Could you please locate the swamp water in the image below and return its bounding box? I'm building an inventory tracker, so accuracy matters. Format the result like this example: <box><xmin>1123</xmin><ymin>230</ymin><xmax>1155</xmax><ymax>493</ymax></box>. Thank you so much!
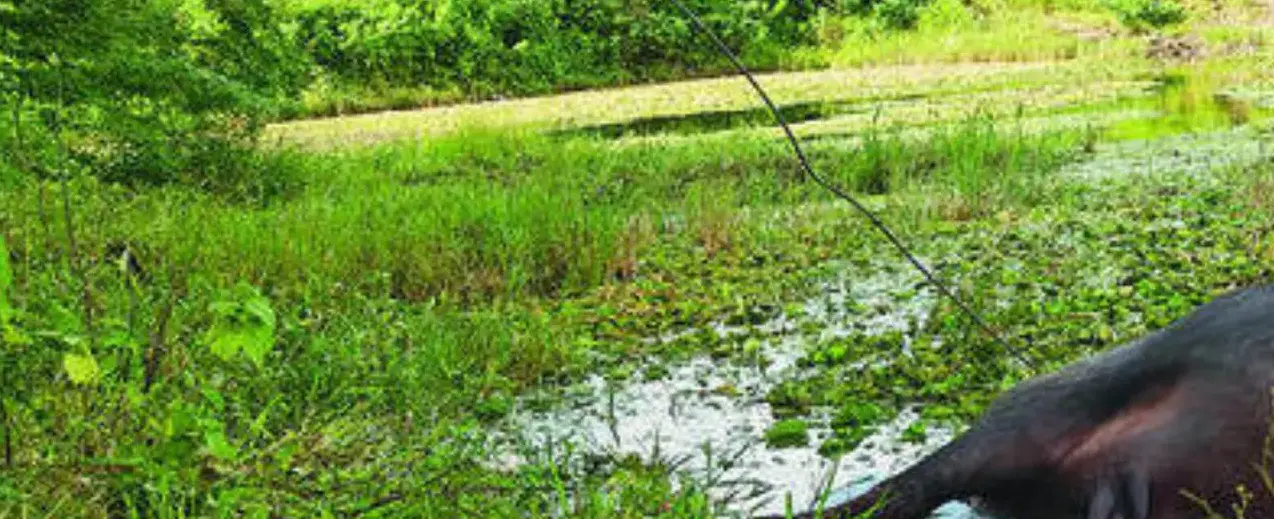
<box><xmin>492</xmin><ymin>263</ymin><xmax>987</xmax><ymax>518</ymax></box>
<box><xmin>489</xmin><ymin>72</ymin><xmax>1274</xmax><ymax>517</ymax></box>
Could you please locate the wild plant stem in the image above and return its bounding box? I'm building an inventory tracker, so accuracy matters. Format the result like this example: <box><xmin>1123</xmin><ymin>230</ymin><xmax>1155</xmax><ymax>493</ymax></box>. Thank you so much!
<box><xmin>1</xmin><ymin>397</ymin><xmax>10</xmax><ymax>468</ymax></box>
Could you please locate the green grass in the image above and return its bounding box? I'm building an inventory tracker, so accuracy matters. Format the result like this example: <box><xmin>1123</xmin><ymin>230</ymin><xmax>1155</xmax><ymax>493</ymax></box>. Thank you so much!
<box><xmin>6</xmin><ymin>1</ymin><xmax>1274</xmax><ymax>515</ymax></box>
<box><xmin>0</xmin><ymin>104</ymin><xmax>1102</xmax><ymax>516</ymax></box>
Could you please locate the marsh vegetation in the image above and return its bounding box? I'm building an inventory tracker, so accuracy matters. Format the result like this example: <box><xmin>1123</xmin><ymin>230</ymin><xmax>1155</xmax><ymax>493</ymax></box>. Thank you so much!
<box><xmin>3</xmin><ymin>0</ymin><xmax>1274</xmax><ymax>517</ymax></box>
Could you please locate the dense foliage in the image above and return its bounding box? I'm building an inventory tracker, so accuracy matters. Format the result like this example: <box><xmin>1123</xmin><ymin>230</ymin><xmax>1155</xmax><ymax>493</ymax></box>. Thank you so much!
<box><xmin>2</xmin><ymin>0</ymin><xmax>1189</xmax><ymax>191</ymax></box>
<box><xmin>1104</xmin><ymin>0</ymin><xmax>1187</xmax><ymax>32</ymax></box>
<box><xmin>284</xmin><ymin>0</ymin><xmax>828</xmax><ymax>99</ymax></box>
<box><xmin>0</xmin><ymin>0</ymin><xmax>309</xmax><ymax>195</ymax></box>
<box><xmin>0</xmin><ymin>0</ymin><xmax>853</xmax><ymax>191</ymax></box>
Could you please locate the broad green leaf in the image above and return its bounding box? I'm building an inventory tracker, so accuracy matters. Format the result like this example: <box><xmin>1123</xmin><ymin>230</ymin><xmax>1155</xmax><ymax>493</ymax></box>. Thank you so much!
<box><xmin>209</xmin><ymin>300</ymin><xmax>238</xmax><ymax>317</ymax></box>
<box><xmin>239</xmin><ymin>327</ymin><xmax>273</xmax><ymax>367</ymax></box>
<box><xmin>206</xmin><ymin>285</ymin><xmax>276</xmax><ymax>368</ymax></box>
<box><xmin>207</xmin><ymin>315</ymin><xmax>275</xmax><ymax>367</ymax></box>
<box><xmin>208</xmin><ymin>321</ymin><xmax>244</xmax><ymax>361</ymax></box>
<box><xmin>276</xmin><ymin>440</ymin><xmax>298</xmax><ymax>470</ymax></box>
<box><xmin>240</xmin><ymin>293</ymin><xmax>276</xmax><ymax>367</ymax></box>
<box><xmin>203</xmin><ymin>429</ymin><xmax>239</xmax><ymax>462</ymax></box>
<box><xmin>166</xmin><ymin>402</ymin><xmax>198</xmax><ymax>438</ymax></box>
<box><xmin>63</xmin><ymin>352</ymin><xmax>102</xmax><ymax>386</ymax></box>
<box><xmin>243</xmin><ymin>294</ymin><xmax>276</xmax><ymax>328</ymax></box>
<box><xmin>103</xmin><ymin>324</ymin><xmax>141</xmax><ymax>354</ymax></box>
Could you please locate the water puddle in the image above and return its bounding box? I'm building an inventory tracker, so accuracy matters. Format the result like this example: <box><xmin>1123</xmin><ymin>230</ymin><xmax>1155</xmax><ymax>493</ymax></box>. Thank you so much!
<box><xmin>548</xmin><ymin>96</ymin><xmax>923</xmax><ymax>141</ymax></box>
<box><xmin>1101</xmin><ymin>69</ymin><xmax>1274</xmax><ymax>141</ymax></box>
<box><xmin>493</xmin><ymin>262</ymin><xmax>990</xmax><ymax>517</ymax></box>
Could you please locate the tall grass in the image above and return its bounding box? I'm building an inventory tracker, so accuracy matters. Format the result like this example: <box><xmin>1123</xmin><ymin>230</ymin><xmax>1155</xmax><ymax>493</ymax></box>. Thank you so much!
<box><xmin>0</xmin><ymin>111</ymin><xmax>1093</xmax><ymax>516</ymax></box>
<box><xmin>2</xmin><ymin>117</ymin><xmax>1085</xmax><ymax>306</ymax></box>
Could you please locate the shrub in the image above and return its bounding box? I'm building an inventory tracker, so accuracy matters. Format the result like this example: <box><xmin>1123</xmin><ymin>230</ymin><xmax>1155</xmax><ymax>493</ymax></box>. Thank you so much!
<box><xmin>1105</xmin><ymin>0</ymin><xmax>1188</xmax><ymax>33</ymax></box>
<box><xmin>874</xmin><ymin>0</ymin><xmax>927</xmax><ymax>30</ymax></box>
<box><xmin>280</xmin><ymin>0</ymin><xmax>836</xmax><ymax>102</ymax></box>
<box><xmin>1</xmin><ymin>0</ymin><xmax>309</xmax><ymax>196</ymax></box>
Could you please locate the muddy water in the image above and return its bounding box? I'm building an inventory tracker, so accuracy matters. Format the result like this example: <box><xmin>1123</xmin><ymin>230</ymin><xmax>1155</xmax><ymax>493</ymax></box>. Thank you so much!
<box><xmin>497</xmin><ymin>263</ymin><xmax>987</xmax><ymax>518</ymax></box>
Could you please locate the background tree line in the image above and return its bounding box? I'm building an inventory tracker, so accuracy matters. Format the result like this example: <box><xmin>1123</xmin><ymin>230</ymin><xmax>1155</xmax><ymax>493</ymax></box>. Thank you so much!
<box><xmin>0</xmin><ymin>0</ymin><xmax>1184</xmax><ymax>193</ymax></box>
<box><xmin>0</xmin><ymin>0</ymin><xmax>865</xmax><ymax>190</ymax></box>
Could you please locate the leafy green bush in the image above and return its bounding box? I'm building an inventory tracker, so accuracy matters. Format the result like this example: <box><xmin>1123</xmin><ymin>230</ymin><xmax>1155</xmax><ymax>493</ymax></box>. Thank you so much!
<box><xmin>2</xmin><ymin>0</ymin><xmax>860</xmax><ymax>167</ymax></box>
<box><xmin>874</xmin><ymin>0</ymin><xmax>926</xmax><ymax>30</ymax></box>
<box><xmin>1105</xmin><ymin>0</ymin><xmax>1188</xmax><ymax>32</ymax></box>
<box><xmin>831</xmin><ymin>0</ymin><xmax>933</xmax><ymax>29</ymax></box>
<box><xmin>281</xmin><ymin>0</ymin><xmax>829</xmax><ymax>102</ymax></box>
<box><xmin>1</xmin><ymin>0</ymin><xmax>309</xmax><ymax>196</ymax></box>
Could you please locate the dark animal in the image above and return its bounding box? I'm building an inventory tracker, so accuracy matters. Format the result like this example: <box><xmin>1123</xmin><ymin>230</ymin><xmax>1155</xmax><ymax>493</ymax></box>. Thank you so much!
<box><xmin>761</xmin><ymin>284</ymin><xmax>1274</xmax><ymax>519</ymax></box>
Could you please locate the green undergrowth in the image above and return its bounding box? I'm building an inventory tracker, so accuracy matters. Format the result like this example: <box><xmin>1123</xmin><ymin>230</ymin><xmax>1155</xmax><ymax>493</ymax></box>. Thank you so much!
<box><xmin>0</xmin><ymin>109</ymin><xmax>1095</xmax><ymax>516</ymax></box>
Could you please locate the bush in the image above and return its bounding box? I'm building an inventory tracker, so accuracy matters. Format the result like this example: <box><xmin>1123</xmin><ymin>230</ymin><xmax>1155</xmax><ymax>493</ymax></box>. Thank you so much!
<box><xmin>1105</xmin><ymin>0</ymin><xmax>1188</xmax><ymax>33</ymax></box>
<box><xmin>1</xmin><ymin>0</ymin><xmax>309</xmax><ymax>196</ymax></box>
<box><xmin>280</xmin><ymin>0</ymin><xmax>837</xmax><ymax>104</ymax></box>
<box><xmin>874</xmin><ymin>0</ymin><xmax>927</xmax><ymax>30</ymax></box>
